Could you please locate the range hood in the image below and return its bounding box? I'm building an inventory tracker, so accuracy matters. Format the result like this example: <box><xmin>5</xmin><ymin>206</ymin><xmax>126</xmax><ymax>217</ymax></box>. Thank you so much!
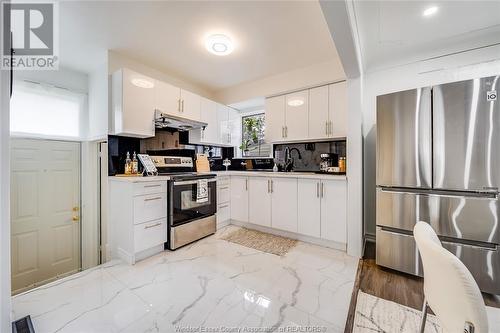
<box><xmin>154</xmin><ymin>110</ymin><xmax>207</xmax><ymax>131</ymax></box>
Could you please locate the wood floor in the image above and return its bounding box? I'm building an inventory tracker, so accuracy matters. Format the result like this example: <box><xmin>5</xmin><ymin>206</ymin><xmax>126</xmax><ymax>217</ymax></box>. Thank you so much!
<box><xmin>344</xmin><ymin>241</ymin><xmax>500</xmax><ymax>333</ymax></box>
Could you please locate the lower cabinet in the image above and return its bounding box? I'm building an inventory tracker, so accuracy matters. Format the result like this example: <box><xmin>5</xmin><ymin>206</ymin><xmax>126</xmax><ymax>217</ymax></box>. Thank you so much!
<box><xmin>298</xmin><ymin>179</ymin><xmax>347</xmax><ymax>243</ymax></box>
<box><xmin>216</xmin><ymin>176</ymin><xmax>231</xmax><ymax>228</ymax></box>
<box><xmin>109</xmin><ymin>180</ymin><xmax>168</xmax><ymax>264</ymax></box>
<box><xmin>230</xmin><ymin>176</ymin><xmax>249</xmax><ymax>222</ymax></box>
<box><xmin>248</xmin><ymin>177</ymin><xmax>272</xmax><ymax>227</ymax></box>
<box><xmin>297</xmin><ymin>179</ymin><xmax>321</xmax><ymax>238</ymax></box>
<box><xmin>271</xmin><ymin>178</ymin><xmax>298</xmax><ymax>232</ymax></box>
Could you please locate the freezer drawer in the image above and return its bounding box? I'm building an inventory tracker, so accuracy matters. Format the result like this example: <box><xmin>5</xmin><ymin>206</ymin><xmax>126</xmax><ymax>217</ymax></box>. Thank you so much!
<box><xmin>376</xmin><ymin>226</ymin><xmax>500</xmax><ymax>294</ymax></box>
<box><xmin>376</xmin><ymin>87</ymin><xmax>432</xmax><ymax>188</ymax></box>
<box><xmin>376</xmin><ymin>188</ymin><xmax>430</xmax><ymax>232</ymax></box>
<box><xmin>433</xmin><ymin>76</ymin><xmax>500</xmax><ymax>192</ymax></box>
<box><xmin>376</xmin><ymin>227</ymin><xmax>422</xmax><ymax>276</ymax></box>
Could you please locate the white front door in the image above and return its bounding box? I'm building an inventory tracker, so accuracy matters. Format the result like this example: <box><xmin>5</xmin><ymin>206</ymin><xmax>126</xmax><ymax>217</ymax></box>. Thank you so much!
<box><xmin>11</xmin><ymin>139</ymin><xmax>81</xmax><ymax>294</ymax></box>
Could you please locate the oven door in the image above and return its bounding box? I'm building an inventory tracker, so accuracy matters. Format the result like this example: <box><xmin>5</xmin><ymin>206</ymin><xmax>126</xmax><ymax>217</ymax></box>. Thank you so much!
<box><xmin>170</xmin><ymin>178</ymin><xmax>217</xmax><ymax>226</ymax></box>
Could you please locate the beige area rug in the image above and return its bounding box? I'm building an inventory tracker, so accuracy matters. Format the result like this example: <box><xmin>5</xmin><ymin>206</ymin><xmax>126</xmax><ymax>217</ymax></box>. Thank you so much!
<box><xmin>221</xmin><ymin>227</ymin><xmax>298</xmax><ymax>256</ymax></box>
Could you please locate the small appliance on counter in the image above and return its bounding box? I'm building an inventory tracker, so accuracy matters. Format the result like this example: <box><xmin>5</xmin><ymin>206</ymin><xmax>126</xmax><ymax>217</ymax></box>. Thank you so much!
<box><xmin>230</xmin><ymin>158</ymin><xmax>274</xmax><ymax>171</ymax></box>
<box><xmin>318</xmin><ymin>153</ymin><xmax>345</xmax><ymax>175</ymax></box>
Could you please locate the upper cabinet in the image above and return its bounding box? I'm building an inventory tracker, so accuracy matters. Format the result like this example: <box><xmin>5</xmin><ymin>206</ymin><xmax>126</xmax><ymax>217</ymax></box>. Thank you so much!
<box><xmin>264</xmin><ymin>81</ymin><xmax>347</xmax><ymax>143</ymax></box>
<box><xmin>111</xmin><ymin>68</ymin><xmax>156</xmax><ymax>138</ymax></box>
<box><xmin>155</xmin><ymin>80</ymin><xmax>180</xmax><ymax>116</ymax></box>
<box><xmin>180</xmin><ymin>89</ymin><xmax>201</xmax><ymax>121</ymax></box>
<box><xmin>189</xmin><ymin>97</ymin><xmax>218</xmax><ymax>144</ymax></box>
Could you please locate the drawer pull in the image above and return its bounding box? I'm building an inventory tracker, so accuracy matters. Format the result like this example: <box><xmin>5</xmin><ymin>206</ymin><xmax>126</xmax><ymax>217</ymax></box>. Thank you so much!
<box><xmin>144</xmin><ymin>222</ymin><xmax>162</xmax><ymax>229</ymax></box>
<box><xmin>219</xmin><ymin>204</ymin><xmax>229</xmax><ymax>208</ymax></box>
<box><xmin>144</xmin><ymin>184</ymin><xmax>161</xmax><ymax>188</ymax></box>
<box><xmin>144</xmin><ymin>196</ymin><xmax>162</xmax><ymax>201</ymax></box>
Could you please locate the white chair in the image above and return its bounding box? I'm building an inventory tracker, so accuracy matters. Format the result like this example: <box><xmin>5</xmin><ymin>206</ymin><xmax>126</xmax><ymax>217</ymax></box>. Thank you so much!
<box><xmin>413</xmin><ymin>221</ymin><xmax>488</xmax><ymax>333</ymax></box>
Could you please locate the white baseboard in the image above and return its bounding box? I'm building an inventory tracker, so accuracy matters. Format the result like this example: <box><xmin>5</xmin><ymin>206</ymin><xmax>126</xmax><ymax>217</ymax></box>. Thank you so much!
<box><xmin>229</xmin><ymin>220</ymin><xmax>347</xmax><ymax>252</ymax></box>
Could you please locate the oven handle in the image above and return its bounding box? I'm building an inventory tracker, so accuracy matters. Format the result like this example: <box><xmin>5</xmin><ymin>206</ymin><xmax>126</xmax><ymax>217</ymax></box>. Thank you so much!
<box><xmin>173</xmin><ymin>179</ymin><xmax>217</xmax><ymax>186</ymax></box>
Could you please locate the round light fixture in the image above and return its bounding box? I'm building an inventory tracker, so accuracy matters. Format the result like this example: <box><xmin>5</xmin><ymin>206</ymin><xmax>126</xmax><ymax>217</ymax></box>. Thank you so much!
<box><xmin>423</xmin><ymin>6</ymin><xmax>438</xmax><ymax>17</ymax></box>
<box><xmin>287</xmin><ymin>98</ymin><xmax>304</xmax><ymax>107</ymax></box>
<box><xmin>205</xmin><ymin>34</ymin><xmax>234</xmax><ymax>56</ymax></box>
<box><xmin>131</xmin><ymin>78</ymin><xmax>154</xmax><ymax>89</ymax></box>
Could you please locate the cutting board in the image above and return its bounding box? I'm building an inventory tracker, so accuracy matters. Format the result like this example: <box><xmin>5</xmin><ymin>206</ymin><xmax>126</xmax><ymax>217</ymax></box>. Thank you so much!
<box><xmin>195</xmin><ymin>154</ymin><xmax>210</xmax><ymax>172</ymax></box>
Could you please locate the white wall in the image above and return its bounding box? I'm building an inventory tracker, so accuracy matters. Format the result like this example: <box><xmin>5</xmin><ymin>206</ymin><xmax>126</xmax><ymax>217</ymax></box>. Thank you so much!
<box><xmin>107</xmin><ymin>50</ymin><xmax>214</xmax><ymax>100</ymax></box>
<box><xmin>88</xmin><ymin>60</ymin><xmax>108</xmax><ymax>141</ymax></box>
<box><xmin>214</xmin><ymin>59</ymin><xmax>346</xmax><ymax>105</ymax></box>
<box><xmin>362</xmin><ymin>44</ymin><xmax>500</xmax><ymax>236</ymax></box>
<box><xmin>0</xmin><ymin>46</ymin><xmax>12</xmax><ymax>333</ymax></box>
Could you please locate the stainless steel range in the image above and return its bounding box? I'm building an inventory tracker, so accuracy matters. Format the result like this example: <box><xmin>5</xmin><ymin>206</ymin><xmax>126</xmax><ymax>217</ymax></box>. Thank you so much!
<box><xmin>151</xmin><ymin>155</ymin><xmax>217</xmax><ymax>250</ymax></box>
<box><xmin>376</xmin><ymin>75</ymin><xmax>500</xmax><ymax>295</ymax></box>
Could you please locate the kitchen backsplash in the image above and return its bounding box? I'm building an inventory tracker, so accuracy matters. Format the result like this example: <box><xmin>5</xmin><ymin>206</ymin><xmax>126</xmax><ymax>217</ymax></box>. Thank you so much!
<box><xmin>273</xmin><ymin>140</ymin><xmax>347</xmax><ymax>172</ymax></box>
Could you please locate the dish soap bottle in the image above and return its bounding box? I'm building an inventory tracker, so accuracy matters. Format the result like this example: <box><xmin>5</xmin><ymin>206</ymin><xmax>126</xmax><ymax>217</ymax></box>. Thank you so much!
<box><xmin>273</xmin><ymin>162</ymin><xmax>278</xmax><ymax>172</ymax></box>
<box><xmin>125</xmin><ymin>151</ymin><xmax>132</xmax><ymax>175</ymax></box>
<box><xmin>132</xmin><ymin>151</ymin><xmax>138</xmax><ymax>174</ymax></box>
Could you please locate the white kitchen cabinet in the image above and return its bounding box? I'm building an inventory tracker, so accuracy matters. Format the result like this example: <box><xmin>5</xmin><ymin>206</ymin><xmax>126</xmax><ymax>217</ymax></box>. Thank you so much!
<box><xmin>111</xmin><ymin>68</ymin><xmax>156</xmax><ymax>138</ymax></box>
<box><xmin>308</xmin><ymin>85</ymin><xmax>330</xmax><ymax>139</ymax></box>
<box><xmin>230</xmin><ymin>176</ymin><xmax>248</xmax><ymax>223</ymax></box>
<box><xmin>248</xmin><ymin>177</ymin><xmax>271</xmax><ymax>227</ymax></box>
<box><xmin>265</xmin><ymin>95</ymin><xmax>286</xmax><ymax>142</ymax></box>
<box><xmin>297</xmin><ymin>179</ymin><xmax>321</xmax><ymax>238</ymax></box>
<box><xmin>109</xmin><ymin>179</ymin><xmax>168</xmax><ymax>264</ymax></box>
<box><xmin>155</xmin><ymin>79</ymin><xmax>181</xmax><ymax>116</ymax></box>
<box><xmin>329</xmin><ymin>82</ymin><xmax>347</xmax><ymax>137</ymax></box>
<box><xmin>180</xmin><ymin>89</ymin><xmax>201</xmax><ymax>121</ymax></box>
<box><xmin>320</xmin><ymin>179</ymin><xmax>347</xmax><ymax>243</ymax></box>
<box><xmin>190</xmin><ymin>97</ymin><xmax>218</xmax><ymax>144</ymax></box>
<box><xmin>217</xmin><ymin>176</ymin><xmax>231</xmax><ymax>228</ymax></box>
<box><xmin>285</xmin><ymin>91</ymin><xmax>309</xmax><ymax>141</ymax></box>
<box><xmin>270</xmin><ymin>178</ymin><xmax>298</xmax><ymax>233</ymax></box>
<box><xmin>218</xmin><ymin>104</ymin><xmax>231</xmax><ymax>145</ymax></box>
<box><xmin>228</xmin><ymin>107</ymin><xmax>241</xmax><ymax>148</ymax></box>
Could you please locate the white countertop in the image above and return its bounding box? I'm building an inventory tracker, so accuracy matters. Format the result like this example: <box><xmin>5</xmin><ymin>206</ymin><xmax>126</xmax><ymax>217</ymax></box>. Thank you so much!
<box><xmin>109</xmin><ymin>171</ymin><xmax>346</xmax><ymax>182</ymax></box>
<box><xmin>211</xmin><ymin>170</ymin><xmax>347</xmax><ymax>180</ymax></box>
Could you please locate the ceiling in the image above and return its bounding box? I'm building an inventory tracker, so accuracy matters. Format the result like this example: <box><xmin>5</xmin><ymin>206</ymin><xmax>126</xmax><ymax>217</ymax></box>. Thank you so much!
<box><xmin>353</xmin><ymin>1</ymin><xmax>500</xmax><ymax>72</ymax></box>
<box><xmin>59</xmin><ymin>1</ymin><xmax>340</xmax><ymax>92</ymax></box>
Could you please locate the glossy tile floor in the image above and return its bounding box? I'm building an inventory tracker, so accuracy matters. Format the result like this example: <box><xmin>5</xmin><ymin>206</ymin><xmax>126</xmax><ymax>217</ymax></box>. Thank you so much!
<box><xmin>12</xmin><ymin>226</ymin><xmax>358</xmax><ymax>333</ymax></box>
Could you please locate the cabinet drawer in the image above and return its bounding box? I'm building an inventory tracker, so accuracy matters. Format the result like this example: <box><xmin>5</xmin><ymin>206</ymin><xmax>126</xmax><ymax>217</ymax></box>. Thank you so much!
<box><xmin>217</xmin><ymin>176</ymin><xmax>230</xmax><ymax>186</ymax></box>
<box><xmin>217</xmin><ymin>185</ymin><xmax>230</xmax><ymax>204</ymax></box>
<box><xmin>134</xmin><ymin>219</ymin><xmax>166</xmax><ymax>253</ymax></box>
<box><xmin>133</xmin><ymin>182</ymin><xmax>167</xmax><ymax>196</ymax></box>
<box><xmin>133</xmin><ymin>192</ymin><xmax>167</xmax><ymax>224</ymax></box>
<box><xmin>217</xmin><ymin>204</ymin><xmax>230</xmax><ymax>224</ymax></box>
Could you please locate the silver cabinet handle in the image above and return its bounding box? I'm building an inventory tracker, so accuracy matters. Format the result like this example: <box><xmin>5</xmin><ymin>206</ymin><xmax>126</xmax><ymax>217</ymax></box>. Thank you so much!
<box><xmin>267</xmin><ymin>179</ymin><xmax>270</xmax><ymax>193</ymax></box>
<box><xmin>316</xmin><ymin>182</ymin><xmax>320</xmax><ymax>198</ymax></box>
<box><xmin>219</xmin><ymin>186</ymin><xmax>229</xmax><ymax>190</ymax></box>
<box><xmin>321</xmin><ymin>183</ymin><xmax>324</xmax><ymax>198</ymax></box>
<box><xmin>281</xmin><ymin>126</ymin><xmax>284</xmax><ymax>138</ymax></box>
<box><xmin>144</xmin><ymin>184</ymin><xmax>161</xmax><ymax>188</ymax></box>
<box><xmin>245</xmin><ymin>178</ymin><xmax>248</xmax><ymax>191</ymax></box>
<box><xmin>325</xmin><ymin>121</ymin><xmax>328</xmax><ymax>135</ymax></box>
<box><xmin>285</xmin><ymin>126</ymin><xmax>288</xmax><ymax>138</ymax></box>
<box><xmin>144</xmin><ymin>196</ymin><xmax>162</xmax><ymax>202</ymax></box>
<box><xmin>181</xmin><ymin>99</ymin><xmax>185</xmax><ymax>112</ymax></box>
<box><xmin>218</xmin><ymin>204</ymin><xmax>230</xmax><ymax>209</ymax></box>
<box><xmin>177</xmin><ymin>99</ymin><xmax>181</xmax><ymax>113</ymax></box>
<box><xmin>144</xmin><ymin>222</ymin><xmax>162</xmax><ymax>229</ymax></box>
<box><xmin>328</xmin><ymin>121</ymin><xmax>332</xmax><ymax>136</ymax></box>
<box><xmin>271</xmin><ymin>180</ymin><xmax>274</xmax><ymax>193</ymax></box>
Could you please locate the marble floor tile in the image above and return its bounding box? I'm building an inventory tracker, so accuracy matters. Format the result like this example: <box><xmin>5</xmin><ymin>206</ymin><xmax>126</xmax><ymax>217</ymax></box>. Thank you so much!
<box><xmin>12</xmin><ymin>226</ymin><xmax>358</xmax><ymax>333</ymax></box>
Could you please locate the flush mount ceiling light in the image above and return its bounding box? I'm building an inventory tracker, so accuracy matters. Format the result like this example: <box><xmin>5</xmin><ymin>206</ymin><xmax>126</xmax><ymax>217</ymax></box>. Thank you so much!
<box><xmin>423</xmin><ymin>6</ymin><xmax>438</xmax><ymax>17</ymax></box>
<box><xmin>205</xmin><ymin>34</ymin><xmax>234</xmax><ymax>56</ymax></box>
<box><xmin>287</xmin><ymin>98</ymin><xmax>304</xmax><ymax>107</ymax></box>
<box><xmin>131</xmin><ymin>78</ymin><xmax>154</xmax><ymax>89</ymax></box>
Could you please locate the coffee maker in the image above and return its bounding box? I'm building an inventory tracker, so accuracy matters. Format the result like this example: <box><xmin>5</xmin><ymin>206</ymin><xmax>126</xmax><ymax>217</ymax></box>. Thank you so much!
<box><xmin>319</xmin><ymin>153</ymin><xmax>339</xmax><ymax>173</ymax></box>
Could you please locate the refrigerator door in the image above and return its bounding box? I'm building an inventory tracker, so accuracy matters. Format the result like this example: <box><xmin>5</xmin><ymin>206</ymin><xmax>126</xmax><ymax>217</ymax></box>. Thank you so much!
<box><xmin>433</xmin><ymin>76</ymin><xmax>500</xmax><ymax>192</ymax></box>
<box><xmin>376</xmin><ymin>226</ymin><xmax>422</xmax><ymax>276</ymax></box>
<box><xmin>376</xmin><ymin>87</ymin><xmax>432</xmax><ymax>188</ymax></box>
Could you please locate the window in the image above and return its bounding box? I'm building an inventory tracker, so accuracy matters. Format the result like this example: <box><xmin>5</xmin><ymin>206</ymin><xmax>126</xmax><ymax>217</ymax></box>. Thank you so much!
<box><xmin>240</xmin><ymin>113</ymin><xmax>271</xmax><ymax>157</ymax></box>
<box><xmin>10</xmin><ymin>81</ymin><xmax>86</xmax><ymax>139</ymax></box>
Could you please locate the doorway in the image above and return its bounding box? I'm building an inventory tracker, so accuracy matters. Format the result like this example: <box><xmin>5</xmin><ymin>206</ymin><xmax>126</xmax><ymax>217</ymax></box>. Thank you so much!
<box><xmin>10</xmin><ymin>138</ymin><xmax>81</xmax><ymax>294</ymax></box>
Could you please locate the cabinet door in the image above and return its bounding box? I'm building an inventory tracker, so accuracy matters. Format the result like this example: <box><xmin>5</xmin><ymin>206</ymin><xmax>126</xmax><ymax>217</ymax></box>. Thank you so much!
<box><xmin>309</xmin><ymin>86</ymin><xmax>329</xmax><ymax>140</ymax></box>
<box><xmin>217</xmin><ymin>103</ymin><xmax>230</xmax><ymax>144</ymax></box>
<box><xmin>117</xmin><ymin>69</ymin><xmax>156</xmax><ymax>137</ymax></box>
<box><xmin>228</xmin><ymin>107</ymin><xmax>241</xmax><ymax>147</ymax></box>
<box><xmin>328</xmin><ymin>82</ymin><xmax>347</xmax><ymax>137</ymax></box>
<box><xmin>180</xmin><ymin>89</ymin><xmax>201</xmax><ymax>121</ymax></box>
<box><xmin>265</xmin><ymin>96</ymin><xmax>285</xmax><ymax>143</ymax></box>
<box><xmin>155</xmin><ymin>80</ymin><xmax>180</xmax><ymax>116</ymax></box>
<box><xmin>320</xmin><ymin>180</ymin><xmax>347</xmax><ymax>243</ymax></box>
<box><xmin>248</xmin><ymin>177</ymin><xmax>271</xmax><ymax>227</ymax></box>
<box><xmin>271</xmin><ymin>178</ymin><xmax>298</xmax><ymax>232</ymax></box>
<box><xmin>297</xmin><ymin>179</ymin><xmax>321</xmax><ymax>238</ymax></box>
<box><xmin>230</xmin><ymin>177</ymin><xmax>248</xmax><ymax>222</ymax></box>
<box><xmin>191</xmin><ymin>97</ymin><xmax>218</xmax><ymax>144</ymax></box>
<box><xmin>285</xmin><ymin>91</ymin><xmax>309</xmax><ymax>140</ymax></box>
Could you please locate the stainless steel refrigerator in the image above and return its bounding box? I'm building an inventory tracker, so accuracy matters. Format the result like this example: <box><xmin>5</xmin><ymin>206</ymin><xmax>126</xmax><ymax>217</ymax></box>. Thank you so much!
<box><xmin>376</xmin><ymin>75</ymin><xmax>500</xmax><ymax>295</ymax></box>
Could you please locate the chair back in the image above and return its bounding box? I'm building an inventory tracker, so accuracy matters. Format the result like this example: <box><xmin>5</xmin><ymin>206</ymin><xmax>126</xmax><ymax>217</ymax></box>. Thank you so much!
<box><xmin>413</xmin><ymin>221</ymin><xmax>488</xmax><ymax>333</ymax></box>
